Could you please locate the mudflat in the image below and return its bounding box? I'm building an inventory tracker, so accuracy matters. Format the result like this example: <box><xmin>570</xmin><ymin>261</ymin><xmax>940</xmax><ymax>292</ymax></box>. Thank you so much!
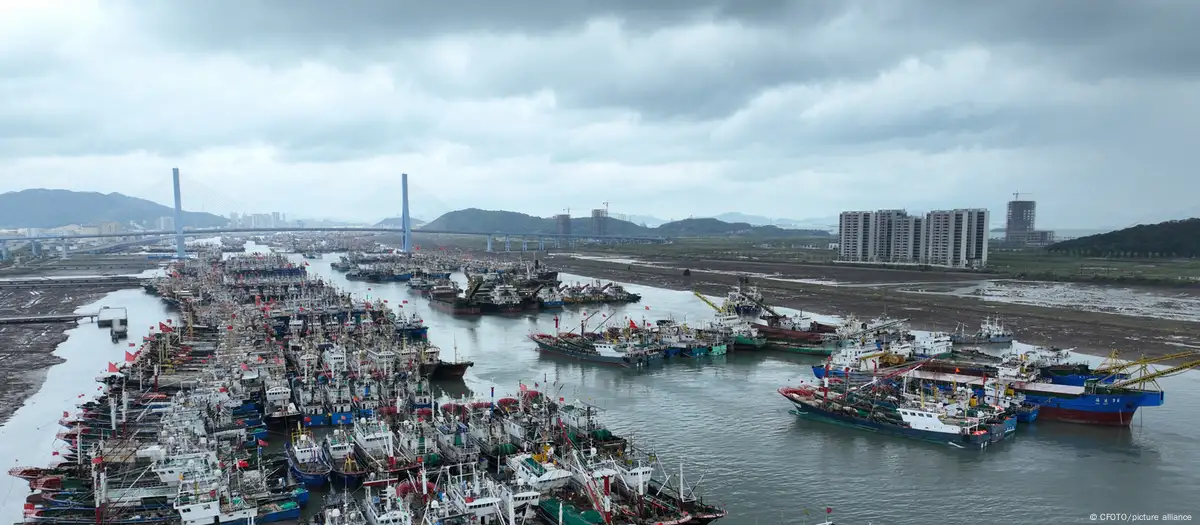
<box><xmin>542</xmin><ymin>254</ymin><xmax>1200</xmax><ymax>364</ymax></box>
<box><xmin>0</xmin><ymin>285</ymin><xmax>125</xmax><ymax>424</ymax></box>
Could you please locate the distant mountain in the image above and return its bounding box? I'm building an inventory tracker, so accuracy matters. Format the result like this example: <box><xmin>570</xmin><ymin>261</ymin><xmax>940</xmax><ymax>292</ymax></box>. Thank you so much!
<box><xmin>1046</xmin><ymin>218</ymin><xmax>1200</xmax><ymax>257</ymax></box>
<box><xmin>421</xmin><ymin>209</ymin><xmax>831</xmax><ymax>238</ymax></box>
<box><xmin>657</xmin><ymin>218</ymin><xmax>829</xmax><ymax>237</ymax></box>
<box><xmin>374</xmin><ymin>217</ymin><xmax>426</xmax><ymax>228</ymax></box>
<box><xmin>709</xmin><ymin>212</ymin><xmax>838</xmax><ymax>231</ymax></box>
<box><xmin>621</xmin><ymin>214</ymin><xmax>668</xmax><ymax>227</ymax></box>
<box><xmin>0</xmin><ymin>189</ymin><xmax>228</xmax><ymax>229</ymax></box>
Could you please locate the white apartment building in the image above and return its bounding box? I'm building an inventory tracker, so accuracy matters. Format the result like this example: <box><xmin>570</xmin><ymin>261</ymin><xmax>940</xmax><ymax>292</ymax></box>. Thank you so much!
<box><xmin>924</xmin><ymin>209</ymin><xmax>989</xmax><ymax>268</ymax></box>
<box><xmin>837</xmin><ymin>208</ymin><xmax>989</xmax><ymax>268</ymax></box>
<box><xmin>838</xmin><ymin>212</ymin><xmax>873</xmax><ymax>261</ymax></box>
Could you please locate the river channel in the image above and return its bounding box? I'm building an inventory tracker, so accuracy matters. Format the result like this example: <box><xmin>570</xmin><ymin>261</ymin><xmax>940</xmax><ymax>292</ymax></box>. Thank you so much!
<box><xmin>1</xmin><ymin>247</ymin><xmax>1197</xmax><ymax>525</ymax></box>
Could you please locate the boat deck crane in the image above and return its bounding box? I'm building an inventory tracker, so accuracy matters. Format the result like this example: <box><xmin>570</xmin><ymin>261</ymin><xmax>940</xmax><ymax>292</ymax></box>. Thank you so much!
<box><xmin>1107</xmin><ymin>357</ymin><xmax>1200</xmax><ymax>389</ymax></box>
<box><xmin>691</xmin><ymin>291</ymin><xmax>728</xmax><ymax>313</ymax></box>
<box><xmin>1094</xmin><ymin>350</ymin><xmax>1199</xmax><ymax>376</ymax></box>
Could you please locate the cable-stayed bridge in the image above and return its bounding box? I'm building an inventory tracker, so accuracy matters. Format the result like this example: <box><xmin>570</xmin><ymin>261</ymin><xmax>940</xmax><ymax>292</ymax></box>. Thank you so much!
<box><xmin>1</xmin><ymin>170</ymin><xmax>668</xmax><ymax>260</ymax></box>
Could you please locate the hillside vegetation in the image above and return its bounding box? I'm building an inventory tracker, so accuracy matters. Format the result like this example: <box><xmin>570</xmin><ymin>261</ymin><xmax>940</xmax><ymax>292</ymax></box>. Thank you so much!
<box><xmin>1046</xmin><ymin>218</ymin><xmax>1200</xmax><ymax>257</ymax></box>
<box><xmin>420</xmin><ymin>208</ymin><xmax>831</xmax><ymax>238</ymax></box>
<box><xmin>0</xmin><ymin>189</ymin><xmax>228</xmax><ymax>229</ymax></box>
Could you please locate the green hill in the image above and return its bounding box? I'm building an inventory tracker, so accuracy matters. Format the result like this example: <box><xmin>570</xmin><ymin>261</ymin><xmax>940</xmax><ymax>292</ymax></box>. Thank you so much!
<box><xmin>421</xmin><ymin>209</ymin><xmax>832</xmax><ymax>238</ymax></box>
<box><xmin>374</xmin><ymin>217</ymin><xmax>426</xmax><ymax>228</ymax></box>
<box><xmin>0</xmin><ymin>189</ymin><xmax>228</xmax><ymax>229</ymax></box>
<box><xmin>1046</xmin><ymin>218</ymin><xmax>1200</xmax><ymax>257</ymax></box>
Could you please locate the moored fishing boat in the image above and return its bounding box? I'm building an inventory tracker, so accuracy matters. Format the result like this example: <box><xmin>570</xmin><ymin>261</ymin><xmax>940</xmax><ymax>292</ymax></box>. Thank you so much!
<box><xmin>950</xmin><ymin>317</ymin><xmax>1014</xmax><ymax>345</ymax></box>
<box><xmin>528</xmin><ymin>333</ymin><xmax>661</xmax><ymax>367</ymax></box>
<box><xmin>324</xmin><ymin>429</ymin><xmax>369</xmax><ymax>487</ymax></box>
<box><xmin>286</xmin><ymin>429</ymin><xmax>331</xmax><ymax>487</ymax></box>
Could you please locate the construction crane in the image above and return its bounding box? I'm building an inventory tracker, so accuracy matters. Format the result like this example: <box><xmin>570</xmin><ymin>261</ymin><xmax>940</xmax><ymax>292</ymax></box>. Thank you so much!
<box><xmin>1093</xmin><ymin>350</ymin><xmax>1199</xmax><ymax>376</ymax></box>
<box><xmin>692</xmin><ymin>291</ymin><xmax>729</xmax><ymax>313</ymax></box>
<box><xmin>1012</xmin><ymin>191</ymin><xmax>1033</xmax><ymax>201</ymax></box>
<box><xmin>1108</xmin><ymin>357</ymin><xmax>1200</xmax><ymax>389</ymax></box>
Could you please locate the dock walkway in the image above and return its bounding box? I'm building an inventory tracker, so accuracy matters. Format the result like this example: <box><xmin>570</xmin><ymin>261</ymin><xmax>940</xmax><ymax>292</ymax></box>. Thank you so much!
<box><xmin>0</xmin><ymin>276</ymin><xmax>143</xmax><ymax>290</ymax></box>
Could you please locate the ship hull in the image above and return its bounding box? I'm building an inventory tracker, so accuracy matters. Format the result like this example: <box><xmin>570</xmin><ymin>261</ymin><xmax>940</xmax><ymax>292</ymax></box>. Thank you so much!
<box><xmin>480</xmin><ymin>303</ymin><xmax>523</xmax><ymax>314</ymax></box>
<box><xmin>431</xmin><ymin>361</ymin><xmax>473</xmax><ymax>380</ymax></box>
<box><xmin>530</xmin><ymin>336</ymin><xmax>658</xmax><ymax>367</ymax></box>
<box><xmin>755</xmin><ymin>325</ymin><xmax>827</xmax><ymax>343</ymax></box>
<box><xmin>398</xmin><ymin>326</ymin><xmax>428</xmax><ymax>340</ymax></box>
<box><xmin>766</xmin><ymin>341</ymin><xmax>835</xmax><ymax>356</ymax></box>
<box><xmin>783</xmin><ymin>397</ymin><xmax>998</xmax><ymax>447</ymax></box>
<box><xmin>428</xmin><ymin>298</ymin><xmax>482</xmax><ymax>315</ymax></box>
<box><xmin>301</xmin><ymin>413</ymin><xmax>329</xmax><ymax>427</ymax></box>
<box><xmin>286</xmin><ymin>444</ymin><xmax>330</xmax><ymax>488</ymax></box>
<box><xmin>949</xmin><ymin>335</ymin><xmax>1014</xmax><ymax>345</ymax></box>
<box><xmin>1023</xmin><ymin>390</ymin><xmax>1163</xmax><ymax>426</ymax></box>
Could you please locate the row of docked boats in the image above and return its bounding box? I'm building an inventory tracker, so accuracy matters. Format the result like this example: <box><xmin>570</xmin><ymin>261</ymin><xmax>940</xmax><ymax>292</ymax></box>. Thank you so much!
<box><xmin>12</xmin><ymin>249</ymin><xmax>728</xmax><ymax>525</ymax></box>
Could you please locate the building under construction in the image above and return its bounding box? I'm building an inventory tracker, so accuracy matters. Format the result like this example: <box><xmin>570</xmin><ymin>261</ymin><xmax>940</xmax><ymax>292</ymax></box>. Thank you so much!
<box><xmin>555</xmin><ymin>213</ymin><xmax>572</xmax><ymax>236</ymax></box>
<box><xmin>1005</xmin><ymin>193</ymin><xmax>1055</xmax><ymax>246</ymax></box>
<box><xmin>591</xmin><ymin>208</ymin><xmax>608</xmax><ymax>237</ymax></box>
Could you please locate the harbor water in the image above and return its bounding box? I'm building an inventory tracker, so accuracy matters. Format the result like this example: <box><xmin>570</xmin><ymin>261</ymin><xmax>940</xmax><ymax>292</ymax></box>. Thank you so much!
<box><xmin>2</xmin><ymin>247</ymin><xmax>1198</xmax><ymax>524</ymax></box>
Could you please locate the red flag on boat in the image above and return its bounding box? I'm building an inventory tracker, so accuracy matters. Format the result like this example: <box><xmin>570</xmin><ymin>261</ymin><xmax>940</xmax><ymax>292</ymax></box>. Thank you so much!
<box><xmin>107</xmin><ymin>362</ymin><xmax>119</xmax><ymax>373</ymax></box>
<box><xmin>257</xmin><ymin>439</ymin><xmax>268</xmax><ymax>447</ymax></box>
<box><xmin>645</xmin><ymin>306</ymin><xmax>650</xmax><ymax>310</ymax></box>
<box><xmin>159</xmin><ymin>322</ymin><xmax>173</xmax><ymax>333</ymax></box>
<box><xmin>402</xmin><ymin>300</ymin><xmax>408</xmax><ymax>304</ymax></box>
<box><xmin>128</xmin><ymin>343</ymin><xmax>135</xmax><ymax>347</ymax></box>
<box><xmin>166</xmin><ymin>319</ymin><xmax>172</xmax><ymax>324</ymax></box>
<box><xmin>92</xmin><ymin>457</ymin><xmax>103</xmax><ymax>465</ymax></box>
<box><xmin>628</xmin><ymin>320</ymin><xmax>637</xmax><ymax>329</ymax></box>
<box><xmin>125</xmin><ymin>351</ymin><xmax>136</xmax><ymax>362</ymax></box>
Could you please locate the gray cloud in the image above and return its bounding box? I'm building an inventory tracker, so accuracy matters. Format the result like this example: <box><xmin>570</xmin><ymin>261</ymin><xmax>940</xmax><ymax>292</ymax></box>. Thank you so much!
<box><xmin>0</xmin><ymin>0</ymin><xmax>1196</xmax><ymax>228</ymax></box>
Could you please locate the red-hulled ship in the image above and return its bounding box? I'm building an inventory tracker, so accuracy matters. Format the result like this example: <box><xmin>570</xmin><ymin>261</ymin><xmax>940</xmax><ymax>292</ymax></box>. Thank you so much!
<box><xmin>756</xmin><ymin>313</ymin><xmax>837</xmax><ymax>343</ymax></box>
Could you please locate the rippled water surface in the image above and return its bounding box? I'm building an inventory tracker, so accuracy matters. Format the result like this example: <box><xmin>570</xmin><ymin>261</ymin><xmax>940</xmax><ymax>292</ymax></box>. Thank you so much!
<box><xmin>2</xmin><ymin>249</ymin><xmax>1196</xmax><ymax>525</ymax></box>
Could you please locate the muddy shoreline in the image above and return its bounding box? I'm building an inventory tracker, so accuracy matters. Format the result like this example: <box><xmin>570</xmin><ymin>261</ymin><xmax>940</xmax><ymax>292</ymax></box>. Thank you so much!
<box><xmin>0</xmin><ymin>286</ymin><xmax>125</xmax><ymax>425</ymax></box>
<box><xmin>535</xmin><ymin>254</ymin><xmax>1200</xmax><ymax>364</ymax></box>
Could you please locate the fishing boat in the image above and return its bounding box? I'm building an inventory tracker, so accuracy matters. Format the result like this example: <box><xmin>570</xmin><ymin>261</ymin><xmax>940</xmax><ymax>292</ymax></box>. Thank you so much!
<box><xmin>506</xmin><ymin>448</ymin><xmax>572</xmax><ymax>491</ymax></box>
<box><xmin>362</xmin><ymin>482</ymin><xmax>419</xmax><ymax>525</ymax></box>
<box><xmin>779</xmin><ymin>376</ymin><xmax>1010</xmax><ymax>449</ymax></box>
<box><xmin>286</xmin><ymin>429</ymin><xmax>332</xmax><ymax>487</ymax></box>
<box><xmin>324</xmin><ymin>429</ymin><xmax>369</xmax><ymax>487</ymax></box>
<box><xmin>429</xmin><ymin>343</ymin><xmax>474</xmax><ymax>380</ymax></box>
<box><xmin>950</xmin><ymin>317</ymin><xmax>1014</xmax><ymax>345</ymax></box>
<box><xmin>528</xmin><ymin>333</ymin><xmax>661</xmax><ymax>367</ymax></box>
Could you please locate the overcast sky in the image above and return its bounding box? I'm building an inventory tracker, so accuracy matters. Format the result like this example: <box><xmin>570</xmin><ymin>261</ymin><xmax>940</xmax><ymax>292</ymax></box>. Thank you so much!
<box><xmin>1</xmin><ymin>1</ymin><xmax>1196</xmax><ymax>228</ymax></box>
